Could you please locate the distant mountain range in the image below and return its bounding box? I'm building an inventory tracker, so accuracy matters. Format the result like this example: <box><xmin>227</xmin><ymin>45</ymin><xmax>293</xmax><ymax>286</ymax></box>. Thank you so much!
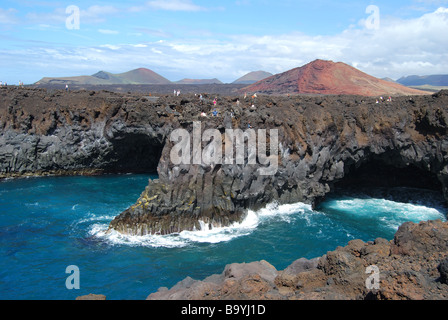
<box><xmin>396</xmin><ymin>75</ymin><xmax>448</xmax><ymax>87</ymax></box>
<box><xmin>241</xmin><ymin>59</ymin><xmax>430</xmax><ymax>96</ymax></box>
<box><xmin>35</xmin><ymin>62</ymin><xmax>444</xmax><ymax>96</ymax></box>
<box><xmin>175</xmin><ymin>78</ymin><xmax>223</xmax><ymax>85</ymax></box>
<box><xmin>232</xmin><ymin>71</ymin><xmax>273</xmax><ymax>84</ymax></box>
<box><xmin>36</xmin><ymin>68</ymin><xmax>171</xmax><ymax>86</ymax></box>
<box><xmin>35</xmin><ymin>69</ymin><xmax>272</xmax><ymax>86</ymax></box>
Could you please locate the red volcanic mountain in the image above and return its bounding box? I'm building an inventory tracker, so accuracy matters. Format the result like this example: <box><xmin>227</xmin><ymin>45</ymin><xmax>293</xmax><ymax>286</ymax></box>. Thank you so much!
<box><xmin>242</xmin><ymin>59</ymin><xmax>431</xmax><ymax>96</ymax></box>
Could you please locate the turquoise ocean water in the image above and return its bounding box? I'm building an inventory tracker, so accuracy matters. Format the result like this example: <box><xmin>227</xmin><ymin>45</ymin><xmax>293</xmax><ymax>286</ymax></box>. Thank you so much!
<box><xmin>0</xmin><ymin>174</ymin><xmax>446</xmax><ymax>300</ymax></box>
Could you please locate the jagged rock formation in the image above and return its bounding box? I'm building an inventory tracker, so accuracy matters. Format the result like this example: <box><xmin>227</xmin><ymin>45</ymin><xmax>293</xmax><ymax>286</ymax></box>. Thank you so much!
<box><xmin>0</xmin><ymin>88</ymin><xmax>167</xmax><ymax>177</ymax></box>
<box><xmin>147</xmin><ymin>220</ymin><xmax>448</xmax><ymax>300</ymax></box>
<box><xmin>108</xmin><ymin>90</ymin><xmax>448</xmax><ymax>236</ymax></box>
<box><xmin>1</xmin><ymin>87</ymin><xmax>447</xmax><ymax>237</ymax></box>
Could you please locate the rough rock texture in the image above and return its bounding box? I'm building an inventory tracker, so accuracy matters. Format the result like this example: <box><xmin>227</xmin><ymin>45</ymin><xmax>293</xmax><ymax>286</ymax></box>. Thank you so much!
<box><xmin>1</xmin><ymin>87</ymin><xmax>448</xmax><ymax>236</ymax></box>
<box><xmin>76</xmin><ymin>293</ymin><xmax>107</xmax><ymax>300</ymax></box>
<box><xmin>147</xmin><ymin>220</ymin><xmax>448</xmax><ymax>300</ymax></box>
<box><xmin>242</xmin><ymin>59</ymin><xmax>431</xmax><ymax>96</ymax></box>
<box><xmin>108</xmin><ymin>90</ymin><xmax>448</xmax><ymax>236</ymax></box>
<box><xmin>0</xmin><ymin>87</ymin><xmax>167</xmax><ymax>178</ymax></box>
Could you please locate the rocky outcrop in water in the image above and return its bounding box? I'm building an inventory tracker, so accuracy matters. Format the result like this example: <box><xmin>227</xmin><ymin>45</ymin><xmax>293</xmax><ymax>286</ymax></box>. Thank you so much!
<box><xmin>108</xmin><ymin>90</ymin><xmax>448</xmax><ymax>236</ymax></box>
<box><xmin>1</xmin><ymin>87</ymin><xmax>448</xmax><ymax>236</ymax></box>
<box><xmin>147</xmin><ymin>220</ymin><xmax>448</xmax><ymax>300</ymax></box>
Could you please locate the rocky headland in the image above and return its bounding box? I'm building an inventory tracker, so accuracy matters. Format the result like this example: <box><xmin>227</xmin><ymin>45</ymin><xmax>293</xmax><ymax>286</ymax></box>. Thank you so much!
<box><xmin>1</xmin><ymin>86</ymin><xmax>448</xmax><ymax>237</ymax></box>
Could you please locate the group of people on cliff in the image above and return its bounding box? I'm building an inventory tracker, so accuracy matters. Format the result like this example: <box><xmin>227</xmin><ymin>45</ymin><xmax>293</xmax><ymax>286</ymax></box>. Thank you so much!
<box><xmin>376</xmin><ymin>96</ymin><xmax>393</xmax><ymax>103</ymax></box>
<box><xmin>0</xmin><ymin>81</ymin><xmax>25</xmax><ymax>87</ymax></box>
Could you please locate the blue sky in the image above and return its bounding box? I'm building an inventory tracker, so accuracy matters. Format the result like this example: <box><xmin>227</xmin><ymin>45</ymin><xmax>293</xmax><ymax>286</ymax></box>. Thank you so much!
<box><xmin>1</xmin><ymin>0</ymin><xmax>448</xmax><ymax>84</ymax></box>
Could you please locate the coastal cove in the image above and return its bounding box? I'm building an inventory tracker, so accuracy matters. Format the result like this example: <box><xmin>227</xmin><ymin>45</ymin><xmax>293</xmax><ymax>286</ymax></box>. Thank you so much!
<box><xmin>2</xmin><ymin>0</ymin><xmax>448</xmax><ymax>301</ymax></box>
<box><xmin>0</xmin><ymin>174</ymin><xmax>446</xmax><ymax>300</ymax></box>
<box><xmin>1</xmin><ymin>86</ymin><xmax>448</xmax><ymax>299</ymax></box>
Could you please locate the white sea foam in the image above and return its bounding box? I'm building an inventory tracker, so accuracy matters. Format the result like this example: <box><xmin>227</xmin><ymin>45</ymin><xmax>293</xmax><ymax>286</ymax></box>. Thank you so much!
<box><xmin>88</xmin><ymin>201</ymin><xmax>313</xmax><ymax>248</ymax></box>
<box><xmin>326</xmin><ymin>197</ymin><xmax>446</xmax><ymax>230</ymax></box>
<box><xmin>25</xmin><ymin>202</ymin><xmax>40</xmax><ymax>207</ymax></box>
<box><xmin>92</xmin><ymin>225</ymin><xmax>188</xmax><ymax>248</ymax></box>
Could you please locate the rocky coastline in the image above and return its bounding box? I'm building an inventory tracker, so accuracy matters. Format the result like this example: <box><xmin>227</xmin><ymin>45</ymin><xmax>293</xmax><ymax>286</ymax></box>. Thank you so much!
<box><xmin>75</xmin><ymin>219</ymin><xmax>448</xmax><ymax>300</ymax></box>
<box><xmin>1</xmin><ymin>86</ymin><xmax>448</xmax><ymax>300</ymax></box>
<box><xmin>107</xmin><ymin>90</ymin><xmax>448</xmax><ymax>236</ymax></box>
<box><xmin>1</xmin><ymin>87</ymin><xmax>448</xmax><ymax>237</ymax></box>
<box><xmin>146</xmin><ymin>220</ymin><xmax>448</xmax><ymax>300</ymax></box>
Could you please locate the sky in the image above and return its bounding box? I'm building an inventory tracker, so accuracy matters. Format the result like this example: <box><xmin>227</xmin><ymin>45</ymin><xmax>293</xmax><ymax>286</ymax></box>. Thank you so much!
<box><xmin>0</xmin><ymin>0</ymin><xmax>448</xmax><ymax>84</ymax></box>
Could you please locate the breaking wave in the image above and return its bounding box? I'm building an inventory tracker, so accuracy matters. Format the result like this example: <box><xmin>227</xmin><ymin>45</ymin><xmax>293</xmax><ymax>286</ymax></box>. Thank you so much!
<box><xmin>89</xmin><ymin>188</ymin><xmax>447</xmax><ymax>248</ymax></box>
<box><xmin>90</xmin><ymin>202</ymin><xmax>313</xmax><ymax>248</ymax></box>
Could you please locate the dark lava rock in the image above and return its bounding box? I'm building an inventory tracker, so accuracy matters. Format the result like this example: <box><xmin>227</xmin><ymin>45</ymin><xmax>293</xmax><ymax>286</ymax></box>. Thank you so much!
<box><xmin>438</xmin><ymin>258</ymin><xmax>448</xmax><ymax>284</ymax></box>
<box><xmin>1</xmin><ymin>87</ymin><xmax>448</xmax><ymax>236</ymax></box>
<box><xmin>76</xmin><ymin>293</ymin><xmax>106</xmax><ymax>300</ymax></box>
<box><xmin>147</xmin><ymin>220</ymin><xmax>448</xmax><ymax>300</ymax></box>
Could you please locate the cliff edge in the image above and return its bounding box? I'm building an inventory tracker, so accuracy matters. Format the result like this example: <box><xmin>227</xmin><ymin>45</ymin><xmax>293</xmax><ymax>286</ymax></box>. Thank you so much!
<box><xmin>1</xmin><ymin>87</ymin><xmax>447</xmax><ymax>237</ymax></box>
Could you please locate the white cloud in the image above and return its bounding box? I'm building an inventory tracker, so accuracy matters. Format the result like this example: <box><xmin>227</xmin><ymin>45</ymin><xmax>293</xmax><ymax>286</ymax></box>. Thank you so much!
<box><xmin>3</xmin><ymin>7</ymin><xmax>448</xmax><ymax>84</ymax></box>
<box><xmin>135</xmin><ymin>27</ymin><xmax>173</xmax><ymax>38</ymax></box>
<box><xmin>151</xmin><ymin>48</ymin><xmax>163</xmax><ymax>54</ymax></box>
<box><xmin>81</xmin><ymin>5</ymin><xmax>119</xmax><ymax>23</ymax></box>
<box><xmin>25</xmin><ymin>5</ymin><xmax>119</xmax><ymax>25</ymax></box>
<box><xmin>146</xmin><ymin>0</ymin><xmax>206</xmax><ymax>12</ymax></box>
<box><xmin>99</xmin><ymin>44</ymin><xmax>122</xmax><ymax>50</ymax></box>
<box><xmin>0</xmin><ymin>8</ymin><xmax>19</xmax><ymax>24</ymax></box>
<box><xmin>98</xmin><ymin>29</ymin><xmax>119</xmax><ymax>35</ymax></box>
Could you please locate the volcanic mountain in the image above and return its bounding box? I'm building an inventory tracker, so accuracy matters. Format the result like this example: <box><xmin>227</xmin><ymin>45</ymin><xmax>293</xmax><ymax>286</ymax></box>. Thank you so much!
<box><xmin>35</xmin><ymin>68</ymin><xmax>171</xmax><ymax>85</ymax></box>
<box><xmin>397</xmin><ymin>74</ymin><xmax>448</xmax><ymax>87</ymax></box>
<box><xmin>175</xmin><ymin>78</ymin><xmax>223</xmax><ymax>85</ymax></box>
<box><xmin>242</xmin><ymin>60</ymin><xmax>431</xmax><ymax>96</ymax></box>
<box><xmin>233</xmin><ymin>71</ymin><xmax>273</xmax><ymax>84</ymax></box>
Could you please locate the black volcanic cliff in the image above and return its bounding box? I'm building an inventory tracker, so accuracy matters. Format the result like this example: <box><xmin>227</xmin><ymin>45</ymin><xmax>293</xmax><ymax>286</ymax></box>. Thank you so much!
<box><xmin>1</xmin><ymin>87</ymin><xmax>448</xmax><ymax>236</ymax></box>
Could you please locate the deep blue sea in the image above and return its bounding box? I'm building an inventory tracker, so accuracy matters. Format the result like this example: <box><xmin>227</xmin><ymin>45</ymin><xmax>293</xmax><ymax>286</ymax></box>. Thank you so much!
<box><xmin>0</xmin><ymin>174</ymin><xmax>446</xmax><ymax>300</ymax></box>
